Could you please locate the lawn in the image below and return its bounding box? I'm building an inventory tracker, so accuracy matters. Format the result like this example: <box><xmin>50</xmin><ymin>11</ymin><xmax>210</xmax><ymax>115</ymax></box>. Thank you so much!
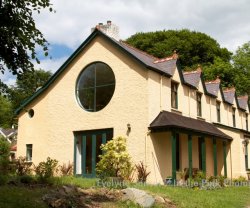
<box><xmin>0</xmin><ymin>177</ymin><xmax>249</xmax><ymax>208</ymax></box>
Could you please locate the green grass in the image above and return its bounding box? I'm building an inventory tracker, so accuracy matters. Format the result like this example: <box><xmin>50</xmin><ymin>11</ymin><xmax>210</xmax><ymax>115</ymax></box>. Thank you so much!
<box><xmin>0</xmin><ymin>176</ymin><xmax>249</xmax><ymax>208</ymax></box>
<box><xmin>0</xmin><ymin>185</ymin><xmax>48</xmax><ymax>208</ymax></box>
<box><xmin>131</xmin><ymin>183</ymin><xmax>250</xmax><ymax>208</ymax></box>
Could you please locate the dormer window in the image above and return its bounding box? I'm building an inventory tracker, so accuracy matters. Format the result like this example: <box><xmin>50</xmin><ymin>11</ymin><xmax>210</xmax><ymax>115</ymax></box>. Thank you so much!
<box><xmin>232</xmin><ymin>108</ymin><xmax>236</xmax><ymax>127</ymax></box>
<box><xmin>171</xmin><ymin>82</ymin><xmax>178</xmax><ymax>109</ymax></box>
<box><xmin>216</xmin><ymin>101</ymin><xmax>221</xmax><ymax>123</ymax></box>
<box><xmin>197</xmin><ymin>92</ymin><xmax>202</xmax><ymax>117</ymax></box>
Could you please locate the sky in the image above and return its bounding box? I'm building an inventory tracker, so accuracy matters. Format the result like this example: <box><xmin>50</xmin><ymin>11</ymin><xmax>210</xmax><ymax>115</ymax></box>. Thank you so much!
<box><xmin>1</xmin><ymin>0</ymin><xmax>250</xmax><ymax>85</ymax></box>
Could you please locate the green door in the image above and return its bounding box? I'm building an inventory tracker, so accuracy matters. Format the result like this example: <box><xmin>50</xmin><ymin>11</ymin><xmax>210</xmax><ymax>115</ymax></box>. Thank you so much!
<box><xmin>74</xmin><ymin>129</ymin><xmax>113</xmax><ymax>177</ymax></box>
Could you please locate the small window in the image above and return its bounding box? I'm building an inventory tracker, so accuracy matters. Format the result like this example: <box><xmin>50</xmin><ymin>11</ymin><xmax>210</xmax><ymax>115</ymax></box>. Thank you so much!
<box><xmin>245</xmin><ymin>141</ymin><xmax>249</xmax><ymax>170</ymax></box>
<box><xmin>197</xmin><ymin>92</ymin><xmax>202</xmax><ymax>117</ymax></box>
<box><xmin>246</xmin><ymin>113</ymin><xmax>248</xmax><ymax>131</ymax></box>
<box><xmin>171</xmin><ymin>82</ymin><xmax>178</xmax><ymax>109</ymax></box>
<box><xmin>26</xmin><ymin>144</ymin><xmax>33</xmax><ymax>161</ymax></box>
<box><xmin>216</xmin><ymin>101</ymin><xmax>221</xmax><ymax>123</ymax></box>
<box><xmin>232</xmin><ymin>108</ymin><xmax>236</xmax><ymax>127</ymax></box>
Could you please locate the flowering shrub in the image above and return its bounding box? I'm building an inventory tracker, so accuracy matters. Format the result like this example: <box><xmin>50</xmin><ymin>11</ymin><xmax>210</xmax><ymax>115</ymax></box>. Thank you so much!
<box><xmin>96</xmin><ymin>136</ymin><xmax>133</xmax><ymax>180</ymax></box>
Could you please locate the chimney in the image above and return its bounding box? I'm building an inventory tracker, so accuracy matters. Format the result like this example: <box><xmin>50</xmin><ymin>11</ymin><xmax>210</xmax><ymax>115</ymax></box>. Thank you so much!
<box><xmin>91</xmin><ymin>20</ymin><xmax>119</xmax><ymax>41</ymax></box>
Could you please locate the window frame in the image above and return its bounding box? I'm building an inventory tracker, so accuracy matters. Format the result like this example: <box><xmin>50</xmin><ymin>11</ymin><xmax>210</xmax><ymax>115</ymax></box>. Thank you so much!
<box><xmin>76</xmin><ymin>62</ymin><xmax>116</xmax><ymax>112</ymax></box>
<box><xmin>246</xmin><ymin>113</ymin><xmax>249</xmax><ymax>131</ymax></box>
<box><xmin>26</xmin><ymin>144</ymin><xmax>33</xmax><ymax>162</ymax></box>
<box><xmin>232</xmin><ymin>107</ymin><xmax>236</xmax><ymax>127</ymax></box>
<box><xmin>196</xmin><ymin>92</ymin><xmax>202</xmax><ymax>117</ymax></box>
<box><xmin>171</xmin><ymin>81</ymin><xmax>178</xmax><ymax>109</ymax></box>
<box><xmin>216</xmin><ymin>101</ymin><xmax>221</xmax><ymax>123</ymax></box>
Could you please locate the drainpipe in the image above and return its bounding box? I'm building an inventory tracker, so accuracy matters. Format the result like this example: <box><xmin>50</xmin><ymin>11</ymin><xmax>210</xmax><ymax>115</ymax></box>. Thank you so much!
<box><xmin>188</xmin><ymin>88</ymin><xmax>190</xmax><ymax>116</ymax></box>
<box><xmin>209</xmin><ymin>97</ymin><xmax>212</xmax><ymax>122</ymax></box>
<box><xmin>230</xmin><ymin>144</ymin><xmax>233</xmax><ymax>180</ymax></box>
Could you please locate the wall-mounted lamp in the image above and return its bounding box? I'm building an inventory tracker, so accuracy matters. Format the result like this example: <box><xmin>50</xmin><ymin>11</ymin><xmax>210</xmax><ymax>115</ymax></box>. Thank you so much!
<box><xmin>127</xmin><ymin>123</ymin><xmax>131</xmax><ymax>132</ymax></box>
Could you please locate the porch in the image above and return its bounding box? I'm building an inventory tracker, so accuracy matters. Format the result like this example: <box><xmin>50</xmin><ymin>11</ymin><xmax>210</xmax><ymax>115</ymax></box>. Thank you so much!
<box><xmin>149</xmin><ymin>111</ymin><xmax>232</xmax><ymax>182</ymax></box>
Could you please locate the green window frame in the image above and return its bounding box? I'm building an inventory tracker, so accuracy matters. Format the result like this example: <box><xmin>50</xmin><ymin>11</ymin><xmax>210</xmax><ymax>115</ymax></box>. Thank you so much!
<box><xmin>197</xmin><ymin>92</ymin><xmax>202</xmax><ymax>117</ymax></box>
<box><xmin>26</xmin><ymin>144</ymin><xmax>33</xmax><ymax>162</ymax></box>
<box><xmin>216</xmin><ymin>101</ymin><xmax>221</xmax><ymax>123</ymax></box>
<box><xmin>171</xmin><ymin>81</ymin><xmax>178</xmax><ymax>109</ymax></box>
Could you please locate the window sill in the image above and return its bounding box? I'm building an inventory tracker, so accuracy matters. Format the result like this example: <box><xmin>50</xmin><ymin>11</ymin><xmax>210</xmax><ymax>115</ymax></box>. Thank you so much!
<box><xmin>171</xmin><ymin>108</ymin><xmax>182</xmax><ymax>115</ymax></box>
<box><xmin>197</xmin><ymin>116</ymin><xmax>206</xmax><ymax>121</ymax></box>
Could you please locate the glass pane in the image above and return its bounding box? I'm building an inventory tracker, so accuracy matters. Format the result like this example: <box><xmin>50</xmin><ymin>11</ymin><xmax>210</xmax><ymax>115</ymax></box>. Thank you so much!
<box><xmin>76</xmin><ymin>136</ymin><xmax>82</xmax><ymax>174</ymax></box>
<box><xmin>96</xmin><ymin>63</ymin><xmax>115</xmax><ymax>86</ymax></box>
<box><xmin>95</xmin><ymin>85</ymin><xmax>115</xmax><ymax>111</ymax></box>
<box><xmin>96</xmin><ymin>134</ymin><xmax>102</xmax><ymax>165</ymax></box>
<box><xmin>78</xmin><ymin>88</ymin><xmax>95</xmax><ymax>111</ymax></box>
<box><xmin>86</xmin><ymin>135</ymin><xmax>92</xmax><ymax>174</ymax></box>
<box><xmin>78</xmin><ymin>65</ymin><xmax>95</xmax><ymax>89</ymax></box>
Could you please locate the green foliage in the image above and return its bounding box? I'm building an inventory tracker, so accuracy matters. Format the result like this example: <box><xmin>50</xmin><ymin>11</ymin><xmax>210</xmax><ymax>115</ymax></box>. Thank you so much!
<box><xmin>232</xmin><ymin>176</ymin><xmax>247</xmax><ymax>183</ymax></box>
<box><xmin>7</xmin><ymin>69</ymin><xmax>52</xmax><ymax>110</ymax></box>
<box><xmin>34</xmin><ymin>157</ymin><xmax>58</xmax><ymax>181</ymax></box>
<box><xmin>0</xmin><ymin>174</ymin><xmax>9</xmax><ymax>185</ymax></box>
<box><xmin>96</xmin><ymin>136</ymin><xmax>133</xmax><ymax>180</ymax></box>
<box><xmin>0</xmin><ymin>136</ymin><xmax>11</xmax><ymax>174</ymax></box>
<box><xmin>14</xmin><ymin>156</ymin><xmax>33</xmax><ymax>176</ymax></box>
<box><xmin>0</xmin><ymin>0</ymin><xmax>54</xmax><ymax>75</ymax></box>
<box><xmin>135</xmin><ymin>161</ymin><xmax>150</xmax><ymax>183</ymax></box>
<box><xmin>19</xmin><ymin>175</ymin><xmax>35</xmax><ymax>184</ymax></box>
<box><xmin>232</xmin><ymin>41</ymin><xmax>250</xmax><ymax>96</ymax></box>
<box><xmin>0</xmin><ymin>95</ymin><xmax>13</xmax><ymax>128</ymax></box>
<box><xmin>126</xmin><ymin>29</ymin><xmax>232</xmax><ymax>69</ymax></box>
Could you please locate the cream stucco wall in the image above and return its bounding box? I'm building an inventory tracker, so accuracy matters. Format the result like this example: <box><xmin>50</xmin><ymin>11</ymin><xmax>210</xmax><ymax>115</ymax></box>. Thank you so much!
<box><xmin>17</xmin><ymin>36</ymin><xmax>150</xmax><ymax>167</ymax></box>
<box><xmin>17</xmin><ymin>34</ymin><xmax>249</xmax><ymax>184</ymax></box>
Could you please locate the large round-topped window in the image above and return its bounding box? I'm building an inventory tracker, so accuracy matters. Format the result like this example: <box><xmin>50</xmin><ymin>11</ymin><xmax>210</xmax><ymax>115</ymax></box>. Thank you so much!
<box><xmin>76</xmin><ymin>62</ymin><xmax>115</xmax><ymax>112</ymax></box>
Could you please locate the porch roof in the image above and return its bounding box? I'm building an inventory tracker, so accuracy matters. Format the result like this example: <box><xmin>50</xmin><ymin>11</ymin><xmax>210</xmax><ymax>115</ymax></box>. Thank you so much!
<box><xmin>149</xmin><ymin>111</ymin><xmax>232</xmax><ymax>140</ymax></box>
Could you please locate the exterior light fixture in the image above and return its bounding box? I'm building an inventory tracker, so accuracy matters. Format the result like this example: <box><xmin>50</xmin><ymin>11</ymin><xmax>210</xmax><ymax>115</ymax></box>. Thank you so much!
<box><xmin>127</xmin><ymin>123</ymin><xmax>131</xmax><ymax>132</ymax></box>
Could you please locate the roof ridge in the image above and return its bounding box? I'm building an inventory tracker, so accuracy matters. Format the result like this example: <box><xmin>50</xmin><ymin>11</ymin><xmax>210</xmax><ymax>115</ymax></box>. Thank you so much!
<box><xmin>119</xmin><ymin>41</ymin><xmax>157</xmax><ymax>60</ymax></box>
<box><xmin>205</xmin><ymin>76</ymin><xmax>221</xmax><ymax>84</ymax></box>
<box><xmin>223</xmin><ymin>87</ymin><xmax>235</xmax><ymax>92</ymax></box>
<box><xmin>153</xmin><ymin>51</ymin><xmax>179</xmax><ymax>64</ymax></box>
<box><xmin>238</xmin><ymin>95</ymin><xmax>248</xmax><ymax>99</ymax></box>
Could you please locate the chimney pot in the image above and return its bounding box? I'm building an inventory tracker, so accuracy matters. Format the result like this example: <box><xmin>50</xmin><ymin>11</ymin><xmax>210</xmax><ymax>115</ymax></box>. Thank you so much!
<box><xmin>99</xmin><ymin>23</ymin><xmax>103</xmax><ymax>25</ymax></box>
<box><xmin>107</xmin><ymin>20</ymin><xmax>112</xmax><ymax>25</ymax></box>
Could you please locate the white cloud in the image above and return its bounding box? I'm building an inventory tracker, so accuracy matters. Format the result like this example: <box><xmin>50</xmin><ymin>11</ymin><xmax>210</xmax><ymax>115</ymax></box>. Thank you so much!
<box><xmin>33</xmin><ymin>56</ymin><xmax>68</xmax><ymax>73</ymax></box>
<box><xmin>33</xmin><ymin>0</ymin><xmax>250</xmax><ymax>53</ymax></box>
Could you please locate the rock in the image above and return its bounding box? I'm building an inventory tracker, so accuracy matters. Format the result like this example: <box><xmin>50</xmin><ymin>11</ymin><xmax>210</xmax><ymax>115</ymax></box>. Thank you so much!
<box><xmin>62</xmin><ymin>185</ymin><xmax>75</xmax><ymax>194</ymax></box>
<box><xmin>164</xmin><ymin>197</ymin><xmax>172</xmax><ymax>203</ymax></box>
<box><xmin>121</xmin><ymin>188</ymin><xmax>155</xmax><ymax>208</ymax></box>
<box><xmin>155</xmin><ymin>196</ymin><xmax>165</xmax><ymax>204</ymax></box>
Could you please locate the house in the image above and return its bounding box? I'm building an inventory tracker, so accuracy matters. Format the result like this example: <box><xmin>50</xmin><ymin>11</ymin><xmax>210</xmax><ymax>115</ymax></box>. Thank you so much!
<box><xmin>0</xmin><ymin>127</ymin><xmax>17</xmax><ymax>159</ymax></box>
<box><xmin>16</xmin><ymin>21</ymin><xmax>250</xmax><ymax>183</ymax></box>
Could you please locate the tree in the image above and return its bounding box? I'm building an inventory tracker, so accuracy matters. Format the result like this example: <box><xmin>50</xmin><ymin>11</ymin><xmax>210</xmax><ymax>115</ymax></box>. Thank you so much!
<box><xmin>0</xmin><ymin>0</ymin><xmax>54</xmax><ymax>76</ymax></box>
<box><xmin>232</xmin><ymin>41</ymin><xmax>250</xmax><ymax>95</ymax></box>
<box><xmin>126</xmin><ymin>29</ymin><xmax>232</xmax><ymax>70</ymax></box>
<box><xmin>0</xmin><ymin>95</ymin><xmax>13</xmax><ymax>128</ymax></box>
<box><xmin>8</xmin><ymin>69</ymin><xmax>52</xmax><ymax>110</ymax></box>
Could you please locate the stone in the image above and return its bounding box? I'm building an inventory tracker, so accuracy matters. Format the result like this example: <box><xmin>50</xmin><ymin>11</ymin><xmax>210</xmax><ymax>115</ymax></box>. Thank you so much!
<box><xmin>121</xmin><ymin>188</ymin><xmax>155</xmax><ymax>208</ymax></box>
<box><xmin>62</xmin><ymin>185</ymin><xmax>75</xmax><ymax>194</ymax></box>
<box><xmin>155</xmin><ymin>196</ymin><xmax>165</xmax><ymax>204</ymax></box>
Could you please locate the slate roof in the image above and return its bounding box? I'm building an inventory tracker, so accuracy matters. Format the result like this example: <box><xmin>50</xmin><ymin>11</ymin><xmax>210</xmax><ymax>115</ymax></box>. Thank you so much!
<box><xmin>149</xmin><ymin>111</ymin><xmax>232</xmax><ymax>140</ymax></box>
<box><xmin>237</xmin><ymin>96</ymin><xmax>249</xmax><ymax>111</ymax></box>
<box><xmin>183</xmin><ymin>68</ymin><xmax>202</xmax><ymax>88</ymax></box>
<box><xmin>117</xmin><ymin>41</ymin><xmax>177</xmax><ymax>76</ymax></box>
<box><xmin>205</xmin><ymin>78</ymin><xmax>221</xmax><ymax>97</ymax></box>
<box><xmin>223</xmin><ymin>88</ymin><xmax>236</xmax><ymax>105</ymax></box>
<box><xmin>0</xmin><ymin>128</ymin><xmax>17</xmax><ymax>137</ymax></box>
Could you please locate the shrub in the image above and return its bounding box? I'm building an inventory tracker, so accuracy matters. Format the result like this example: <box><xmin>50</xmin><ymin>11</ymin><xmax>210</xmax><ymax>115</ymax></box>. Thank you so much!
<box><xmin>135</xmin><ymin>161</ymin><xmax>150</xmax><ymax>183</ymax></box>
<box><xmin>59</xmin><ymin>162</ymin><xmax>73</xmax><ymax>176</ymax></box>
<box><xmin>233</xmin><ymin>176</ymin><xmax>247</xmax><ymax>183</ymax></box>
<box><xmin>0</xmin><ymin>136</ymin><xmax>11</xmax><ymax>175</ymax></box>
<box><xmin>96</xmin><ymin>136</ymin><xmax>133</xmax><ymax>180</ymax></box>
<box><xmin>15</xmin><ymin>156</ymin><xmax>33</xmax><ymax>176</ymax></box>
<box><xmin>19</xmin><ymin>175</ymin><xmax>35</xmax><ymax>184</ymax></box>
<box><xmin>34</xmin><ymin>157</ymin><xmax>58</xmax><ymax>181</ymax></box>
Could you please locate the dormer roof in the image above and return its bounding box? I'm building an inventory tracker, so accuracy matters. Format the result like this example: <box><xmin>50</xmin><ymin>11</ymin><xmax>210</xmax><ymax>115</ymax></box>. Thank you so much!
<box><xmin>183</xmin><ymin>66</ymin><xmax>202</xmax><ymax>88</ymax></box>
<box><xmin>205</xmin><ymin>77</ymin><xmax>221</xmax><ymax>97</ymax></box>
<box><xmin>237</xmin><ymin>95</ymin><xmax>249</xmax><ymax>111</ymax></box>
<box><xmin>223</xmin><ymin>87</ymin><xmax>236</xmax><ymax>105</ymax></box>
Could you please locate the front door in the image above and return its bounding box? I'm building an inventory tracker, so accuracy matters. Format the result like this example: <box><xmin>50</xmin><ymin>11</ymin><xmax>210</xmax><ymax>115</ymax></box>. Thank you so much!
<box><xmin>74</xmin><ymin>128</ymin><xmax>113</xmax><ymax>177</ymax></box>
